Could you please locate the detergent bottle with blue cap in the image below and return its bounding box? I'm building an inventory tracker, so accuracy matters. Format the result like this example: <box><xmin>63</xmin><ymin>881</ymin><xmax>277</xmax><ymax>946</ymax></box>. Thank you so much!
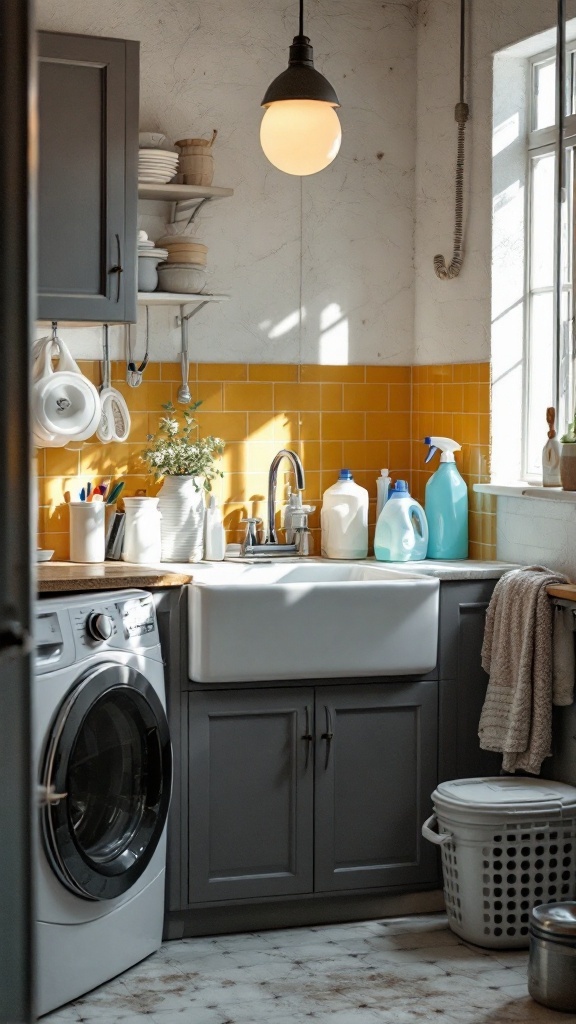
<box><xmin>374</xmin><ymin>480</ymin><xmax>428</xmax><ymax>561</ymax></box>
<box><xmin>423</xmin><ymin>436</ymin><xmax>468</xmax><ymax>559</ymax></box>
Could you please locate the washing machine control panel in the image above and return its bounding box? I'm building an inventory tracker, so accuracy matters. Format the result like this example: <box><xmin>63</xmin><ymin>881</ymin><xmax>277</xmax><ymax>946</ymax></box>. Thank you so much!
<box><xmin>71</xmin><ymin>594</ymin><xmax>158</xmax><ymax>651</ymax></box>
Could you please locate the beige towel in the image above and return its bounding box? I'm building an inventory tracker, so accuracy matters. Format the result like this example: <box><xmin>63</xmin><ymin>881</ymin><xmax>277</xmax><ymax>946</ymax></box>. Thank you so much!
<box><xmin>479</xmin><ymin>565</ymin><xmax>568</xmax><ymax>774</ymax></box>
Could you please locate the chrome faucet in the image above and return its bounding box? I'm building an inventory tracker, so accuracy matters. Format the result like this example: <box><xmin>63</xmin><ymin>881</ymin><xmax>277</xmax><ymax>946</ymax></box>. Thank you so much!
<box><xmin>266</xmin><ymin>448</ymin><xmax>305</xmax><ymax>543</ymax></box>
<box><xmin>239</xmin><ymin>448</ymin><xmax>306</xmax><ymax>557</ymax></box>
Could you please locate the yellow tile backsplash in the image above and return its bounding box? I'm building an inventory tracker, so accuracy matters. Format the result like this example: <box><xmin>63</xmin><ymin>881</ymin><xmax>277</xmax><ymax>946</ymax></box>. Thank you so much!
<box><xmin>37</xmin><ymin>361</ymin><xmax>494</xmax><ymax>561</ymax></box>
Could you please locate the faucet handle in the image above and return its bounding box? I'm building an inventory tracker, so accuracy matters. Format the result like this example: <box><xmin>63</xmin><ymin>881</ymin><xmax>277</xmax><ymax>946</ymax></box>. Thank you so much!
<box><xmin>240</xmin><ymin>517</ymin><xmax>262</xmax><ymax>551</ymax></box>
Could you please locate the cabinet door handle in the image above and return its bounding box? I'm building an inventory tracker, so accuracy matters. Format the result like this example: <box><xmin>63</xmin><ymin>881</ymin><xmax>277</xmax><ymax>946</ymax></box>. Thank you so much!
<box><xmin>321</xmin><ymin>705</ymin><xmax>333</xmax><ymax>770</ymax></box>
<box><xmin>301</xmin><ymin>704</ymin><xmax>313</xmax><ymax>769</ymax></box>
<box><xmin>109</xmin><ymin>233</ymin><xmax>124</xmax><ymax>302</ymax></box>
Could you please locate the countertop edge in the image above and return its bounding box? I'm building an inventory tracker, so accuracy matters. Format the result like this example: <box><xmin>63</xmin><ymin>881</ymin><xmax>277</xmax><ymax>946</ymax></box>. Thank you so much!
<box><xmin>37</xmin><ymin>562</ymin><xmax>193</xmax><ymax>592</ymax></box>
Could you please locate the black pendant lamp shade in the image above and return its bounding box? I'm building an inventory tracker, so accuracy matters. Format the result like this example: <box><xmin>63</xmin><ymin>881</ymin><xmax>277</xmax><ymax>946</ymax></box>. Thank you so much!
<box><xmin>260</xmin><ymin>0</ymin><xmax>342</xmax><ymax>175</ymax></box>
<box><xmin>261</xmin><ymin>35</ymin><xmax>340</xmax><ymax>107</ymax></box>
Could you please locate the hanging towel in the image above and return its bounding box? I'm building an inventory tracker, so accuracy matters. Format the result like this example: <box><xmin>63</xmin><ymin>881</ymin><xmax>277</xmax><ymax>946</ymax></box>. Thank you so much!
<box><xmin>553</xmin><ymin>605</ymin><xmax>576</xmax><ymax>707</ymax></box>
<box><xmin>479</xmin><ymin>565</ymin><xmax>568</xmax><ymax>775</ymax></box>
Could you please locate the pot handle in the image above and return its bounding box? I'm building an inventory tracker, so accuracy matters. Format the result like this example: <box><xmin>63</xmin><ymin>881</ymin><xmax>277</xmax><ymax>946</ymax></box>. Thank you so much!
<box><xmin>422</xmin><ymin>813</ymin><xmax>452</xmax><ymax>845</ymax></box>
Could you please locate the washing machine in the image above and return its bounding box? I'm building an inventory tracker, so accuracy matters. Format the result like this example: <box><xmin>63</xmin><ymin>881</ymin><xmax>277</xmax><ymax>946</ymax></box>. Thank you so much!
<box><xmin>34</xmin><ymin>589</ymin><xmax>172</xmax><ymax>1017</ymax></box>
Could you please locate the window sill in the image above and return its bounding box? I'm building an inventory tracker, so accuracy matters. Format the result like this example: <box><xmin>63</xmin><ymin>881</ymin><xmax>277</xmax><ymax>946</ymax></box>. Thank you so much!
<box><xmin>474</xmin><ymin>483</ymin><xmax>576</xmax><ymax>502</ymax></box>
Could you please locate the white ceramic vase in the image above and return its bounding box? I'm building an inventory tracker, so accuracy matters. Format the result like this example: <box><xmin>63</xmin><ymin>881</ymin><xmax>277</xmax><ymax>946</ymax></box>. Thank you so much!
<box><xmin>157</xmin><ymin>475</ymin><xmax>205</xmax><ymax>561</ymax></box>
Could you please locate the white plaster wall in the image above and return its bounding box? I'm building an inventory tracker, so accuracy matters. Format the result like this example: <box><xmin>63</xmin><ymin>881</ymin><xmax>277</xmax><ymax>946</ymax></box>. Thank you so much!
<box><xmin>414</xmin><ymin>0</ymin><xmax>555</xmax><ymax>365</ymax></box>
<box><xmin>36</xmin><ymin>0</ymin><xmax>417</xmax><ymax>364</ymax></box>
<box><xmin>497</xmin><ymin>494</ymin><xmax>576</xmax><ymax>579</ymax></box>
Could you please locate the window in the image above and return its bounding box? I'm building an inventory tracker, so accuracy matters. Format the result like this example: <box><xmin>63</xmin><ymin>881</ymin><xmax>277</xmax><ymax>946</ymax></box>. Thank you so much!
<box><xmin>491</xmin><ymin>29</ymin><xmax>576</xmax><ymax>483</ymax></box>
<box><xmin>524</xmin><ymin>46</ymin><xmax>576</xmax><ymax>478</ymax></box>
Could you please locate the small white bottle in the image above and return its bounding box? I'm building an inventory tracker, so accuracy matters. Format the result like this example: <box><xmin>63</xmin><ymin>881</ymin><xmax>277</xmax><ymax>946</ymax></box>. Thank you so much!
<box><xmin>204</xmin><ymin>495</ymin><xmax>226</xmax><ymax>560</ymax></box>
<box><xmin>321</xmin><ymin>469</ymin><xmax>369</xmax><ymax>559</ymax></box>
<box><xmin>376</xmin><ymin>468</ymin><xmax>391</xmax><ymax>521</ymax></box>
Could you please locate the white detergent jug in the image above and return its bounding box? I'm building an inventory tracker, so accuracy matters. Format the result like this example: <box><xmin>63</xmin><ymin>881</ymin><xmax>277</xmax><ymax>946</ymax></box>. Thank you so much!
<box><xmin>321</xmin><ymin>469</ymin><xmax>368</xmax><ymax>559</ymax></box>
<box><xmin>374</xmin><ymin>480</ymin><xmax>428</xmax><ymax>561</ymax></box>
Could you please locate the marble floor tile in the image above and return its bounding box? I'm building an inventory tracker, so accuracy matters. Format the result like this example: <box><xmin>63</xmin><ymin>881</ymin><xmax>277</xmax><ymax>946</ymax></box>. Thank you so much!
<box><xmin>42</xmin><ymin>914</ymin><xmax>576</xmax><ymax>1024</ymax></box>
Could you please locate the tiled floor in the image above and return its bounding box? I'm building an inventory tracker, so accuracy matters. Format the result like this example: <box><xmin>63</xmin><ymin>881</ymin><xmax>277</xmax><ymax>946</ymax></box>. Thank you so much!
<box><xmin>44</xmin><ymin>913</ymin><xmax>576</xmax><ymax>1024</ymax></box>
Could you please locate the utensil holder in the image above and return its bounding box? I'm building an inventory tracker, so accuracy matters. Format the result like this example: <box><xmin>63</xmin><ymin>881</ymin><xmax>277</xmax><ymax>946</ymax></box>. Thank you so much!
<box><xmin>69</xmin><ymin>501</ymin><xmax>105</xmax><ymax>563</ymax></box>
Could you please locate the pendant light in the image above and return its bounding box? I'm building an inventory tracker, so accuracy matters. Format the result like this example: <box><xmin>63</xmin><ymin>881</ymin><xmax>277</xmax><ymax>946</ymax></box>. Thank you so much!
<box><xmin>260</xmin><ymin>0</ymin><xmax>341</xmax><ymax>176</ymax></box>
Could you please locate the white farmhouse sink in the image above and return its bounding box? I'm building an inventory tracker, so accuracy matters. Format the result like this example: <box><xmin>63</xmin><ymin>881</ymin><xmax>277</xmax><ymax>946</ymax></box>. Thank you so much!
<box><xmin>188</xmin><ymin>561</ymin><xmax>439</xmax><ymax>683</ymax></box>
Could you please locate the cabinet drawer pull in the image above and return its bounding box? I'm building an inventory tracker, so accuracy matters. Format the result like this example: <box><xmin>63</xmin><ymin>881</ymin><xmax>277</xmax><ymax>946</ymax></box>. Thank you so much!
<box><xmin>301</xmin><ymin>705</ymin><xmax>313</xmax><ymax>769</ymax></box>
<box><xmin>320</xmin><ymin>705</ymin><xmax>333</xmax><ymax>769</ymax></box>
<box><xmin>109</xmin><ymin>233</ymin><xmax>123</xmax><ymax>302</ymax></box>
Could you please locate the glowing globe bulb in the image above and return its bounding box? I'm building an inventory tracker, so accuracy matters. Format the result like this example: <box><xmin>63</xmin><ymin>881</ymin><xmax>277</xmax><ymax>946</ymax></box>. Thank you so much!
<box><xmin>260</xmin><ymin>99</ymin><xmax>342</xmax><ymax>176</ymax></box>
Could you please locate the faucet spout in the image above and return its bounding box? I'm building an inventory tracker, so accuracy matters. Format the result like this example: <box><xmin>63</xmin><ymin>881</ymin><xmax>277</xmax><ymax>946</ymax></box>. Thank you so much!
<box><xmin>267</xmin><ymin>448</ymin><xmax>305</xmax><ymax>543</ymax></box>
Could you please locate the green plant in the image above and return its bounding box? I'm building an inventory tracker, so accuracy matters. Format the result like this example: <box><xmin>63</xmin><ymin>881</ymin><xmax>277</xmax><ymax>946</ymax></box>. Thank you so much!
<box><xmin>561</xmin><ymin>410</ymin><xmax>576</xmax><ymax>443</ymax></box>
<box><xmin>141</xmin><ymin>402</ymin><xmax>224</xmax><ymax>489</ymax></box>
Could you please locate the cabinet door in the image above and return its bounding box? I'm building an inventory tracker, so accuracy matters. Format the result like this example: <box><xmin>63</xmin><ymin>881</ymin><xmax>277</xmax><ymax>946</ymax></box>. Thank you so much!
<box><xmin>438</xmin><ymin>581</ymin><xmax>501</xmax><ymax>781</ymax></box>
<box><xmin>37</xmin><ymin>32</ymin><xmax>138</xmax><ymax>322</ymax></box>
<box><xmin>314</xmin><ymin>682</ymin><xmax>438</xmax><ymax>893</ymax></box>
<box><xmin>188</xmin><ymin>688</ymin><xmax>314</xmax><ymax>903</ymax></box>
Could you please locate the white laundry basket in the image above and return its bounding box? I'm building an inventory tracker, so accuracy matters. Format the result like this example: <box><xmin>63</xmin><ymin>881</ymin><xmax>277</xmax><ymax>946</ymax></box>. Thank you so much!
<box><xmin>422</xmin><ymin>778</ymin><xmax>576</xmax><ymax>949</ymax></box>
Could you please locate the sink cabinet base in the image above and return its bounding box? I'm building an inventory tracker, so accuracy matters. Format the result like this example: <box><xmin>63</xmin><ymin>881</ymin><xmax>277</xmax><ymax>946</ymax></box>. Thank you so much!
<box><xmin>163</xmin><ymin>888</ymin><xmax>445</xmax><ymax>940</ymax></box>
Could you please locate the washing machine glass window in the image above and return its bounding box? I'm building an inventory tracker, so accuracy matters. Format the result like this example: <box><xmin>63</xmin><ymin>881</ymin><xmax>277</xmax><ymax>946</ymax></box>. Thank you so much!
<box><xmin>41</xmin><ymin>662</ymin><xmax>172</xmax><ymax>901</ymax></box>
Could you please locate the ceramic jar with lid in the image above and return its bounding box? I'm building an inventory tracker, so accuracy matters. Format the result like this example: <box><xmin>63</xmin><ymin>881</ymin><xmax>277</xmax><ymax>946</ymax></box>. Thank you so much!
<box><xmin>122</xmin><ymin>497</ymin><xmax>162</xmax><ymax>564</ymax></box>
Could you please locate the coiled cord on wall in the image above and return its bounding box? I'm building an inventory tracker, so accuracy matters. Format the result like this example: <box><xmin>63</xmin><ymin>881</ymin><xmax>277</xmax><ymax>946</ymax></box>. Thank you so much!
<box><xmin>434</xmin><ymin>0</ymin><xmax>469</xmax><ymax>281</ymax></box>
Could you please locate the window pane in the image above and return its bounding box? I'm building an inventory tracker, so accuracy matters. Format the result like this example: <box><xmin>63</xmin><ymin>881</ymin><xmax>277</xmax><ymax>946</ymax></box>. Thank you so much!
<box><xmin>535</xmin><ymin>59</ymin><xmax>556</xmax><ymax>130</ymax></box>
<box><xmin>526</xmin><ymin>291</ymin><xmax>555</xmax><ymax>476</ymax></box>
<box><xmin>531</xmin><ymin>151</ymin><xmax>556</xmax><ymax>289</ymax></box>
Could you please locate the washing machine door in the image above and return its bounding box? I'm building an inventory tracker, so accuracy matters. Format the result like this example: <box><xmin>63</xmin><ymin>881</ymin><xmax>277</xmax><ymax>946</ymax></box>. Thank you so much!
<box><xmin>40</xmin><ymin>662</ymin><xmax>172</xmax><ymax>901</ymax></box>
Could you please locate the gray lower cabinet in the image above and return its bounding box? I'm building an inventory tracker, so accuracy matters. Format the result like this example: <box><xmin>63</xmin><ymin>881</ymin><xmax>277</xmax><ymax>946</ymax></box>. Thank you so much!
<box><xmin>314</xmin><ymin>683</ymin><xmax>438</xmax><ymax>892</ymax></box>
<box><xmin>438</xmin><ymin>579</ymin><xmax>501</xmax><ymax>782</ymax></box>
<box><xmin>188</xmin><ymin>688</ymin><xmax>314</xmax><ymax>903</ymax></box>
<box><xmin>187</xmin><ymin>681</ymin><xmax>438</xmax><ymax>905</ymax></box>
<box><xmin>37</xmin><ymin>32</ymin><xmax>139</xmax><ymax>322</ymax></box>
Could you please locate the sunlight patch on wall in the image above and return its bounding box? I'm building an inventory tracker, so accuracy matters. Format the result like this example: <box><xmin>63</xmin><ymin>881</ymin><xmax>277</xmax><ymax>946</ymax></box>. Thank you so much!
<box><xmin>492</xmin><ymin>113</ymin><xmax>520</xmax><ymax>157</ymax></box>
<box><xmin>319</xmin><ymin>303</ymin><xmax>349</xmax><ymax>365</ymax></box>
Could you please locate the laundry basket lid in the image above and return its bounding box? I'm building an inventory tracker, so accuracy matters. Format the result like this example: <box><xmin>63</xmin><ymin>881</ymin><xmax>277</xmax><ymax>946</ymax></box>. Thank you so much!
<box><xmin>431</xmin><ymin>777</ymin><xmax>576</xmax><ymax>820</ymax></box>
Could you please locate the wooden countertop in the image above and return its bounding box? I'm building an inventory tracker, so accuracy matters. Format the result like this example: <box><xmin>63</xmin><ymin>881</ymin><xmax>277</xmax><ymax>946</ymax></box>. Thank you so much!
<box><xmin>547</xmin><ymin>583</ymin><xmax>576</xmax><ymax>601</ymax></box>
<box><xmin>37</xmin><ymin>561</ymin><xmax>192</xmax><ymax>592</ymax></box>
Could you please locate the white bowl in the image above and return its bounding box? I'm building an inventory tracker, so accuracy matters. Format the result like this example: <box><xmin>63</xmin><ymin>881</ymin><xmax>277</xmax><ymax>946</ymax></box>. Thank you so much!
<box><xmin>157</xmin><ymin>264</ymin><xmax>207</xmax><ymax>294</ymax></box>
<box><xmin>138</xmin><ymin>133</ymin><xmax>168</xmax><ymax>148</ymax></box>
<box><xmin>138</xmin><ymin>256</ymin><xmax>162</xmax><ymax>292</ymax></box>
<box><xmin>37</xmin><ymin>549</ymin><xmax>55</xmax><ymax>562</ymax></box>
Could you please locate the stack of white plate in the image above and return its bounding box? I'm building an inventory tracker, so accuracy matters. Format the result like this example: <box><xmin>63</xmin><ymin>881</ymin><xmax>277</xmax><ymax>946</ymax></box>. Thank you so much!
<box><xmin>138</xmin><ymin>148</ymin><xmax>179</xmax><ymax>184</ymax></box>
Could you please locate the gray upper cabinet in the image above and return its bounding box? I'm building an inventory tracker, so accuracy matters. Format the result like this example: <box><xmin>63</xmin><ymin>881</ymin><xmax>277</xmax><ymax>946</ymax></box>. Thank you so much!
<box><xmin>37</xmin><ymin>32</ymin><xmax>139</xmax><ymax>322</ymax></box>
<box><xmin>314</xmin><ymin>683</ymin><xmax>439</xmax><ymax>893</ymax></box>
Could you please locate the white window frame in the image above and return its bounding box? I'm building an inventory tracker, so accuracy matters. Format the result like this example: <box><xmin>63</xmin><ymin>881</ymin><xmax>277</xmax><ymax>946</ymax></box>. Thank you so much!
<box><xmin>523</xmin><ymin>46</ymin><xmax>576</xmax><ymax>480</ymax></box>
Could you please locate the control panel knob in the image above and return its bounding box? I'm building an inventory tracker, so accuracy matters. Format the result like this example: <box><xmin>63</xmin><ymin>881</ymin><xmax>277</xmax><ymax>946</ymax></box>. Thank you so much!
<box><xmin>86</xmin><ymin>612</ymin><xmax>113</xmax><ymax>642</ymax></box>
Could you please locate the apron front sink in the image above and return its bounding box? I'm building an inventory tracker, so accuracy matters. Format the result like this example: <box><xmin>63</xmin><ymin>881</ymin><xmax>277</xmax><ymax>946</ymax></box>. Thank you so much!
<box><xmin>188</xmin><ymin>561</ymin><xmax>439</xmax><ymax>683</ymax></box>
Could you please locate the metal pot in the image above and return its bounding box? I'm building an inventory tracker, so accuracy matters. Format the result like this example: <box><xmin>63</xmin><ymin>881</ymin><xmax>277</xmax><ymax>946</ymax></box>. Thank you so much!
<box><xmin>528</xmin><ymin>903</ymin><xmax>576</xmax><ymax>1013</ymax></box>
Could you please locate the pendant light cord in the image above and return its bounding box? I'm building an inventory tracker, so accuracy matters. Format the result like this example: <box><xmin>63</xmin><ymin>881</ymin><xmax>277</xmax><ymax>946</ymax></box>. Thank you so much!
<box><xmin>299</xmin><ymin>0</ymin><xmax>304</xmax><ymax>38</ymax></box>
<box><xmin>433</xmin><ymin>0</ymin><xmax>469</xmax><ymax>281</ymax></box>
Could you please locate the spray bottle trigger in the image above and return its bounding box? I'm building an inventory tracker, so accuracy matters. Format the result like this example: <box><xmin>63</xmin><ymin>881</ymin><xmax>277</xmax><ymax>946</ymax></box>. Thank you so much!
<box><xmin>425</xmin><ymin>444</ymin><xmax>438</xmax><ymax>465</ymax></box>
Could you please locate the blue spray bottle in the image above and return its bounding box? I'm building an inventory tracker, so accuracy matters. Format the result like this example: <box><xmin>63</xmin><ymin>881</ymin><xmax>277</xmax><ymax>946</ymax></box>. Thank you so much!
<box><xmin>423</xmin><ymin>436</ymin><xmax>468</xmax><ymax>559</ymax></box>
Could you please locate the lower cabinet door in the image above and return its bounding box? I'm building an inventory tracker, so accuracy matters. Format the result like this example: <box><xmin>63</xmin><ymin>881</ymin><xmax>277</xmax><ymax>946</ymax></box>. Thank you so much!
<box><xmin>314</xmin><ymin>682</ymin><xmax>439</xmax><ymax>893</ymax></box>
<box><xmin>188</xmin><ymin>688</ymin><xmax>314</xmax><ymax>903</ymax></box>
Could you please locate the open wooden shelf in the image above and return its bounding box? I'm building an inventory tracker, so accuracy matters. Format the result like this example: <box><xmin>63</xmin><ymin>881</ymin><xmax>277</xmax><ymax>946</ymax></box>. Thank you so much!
<box><xmin>137</xmin><ymin>292</ymin><xmax>229</xmax><ymax>305</ymax></box>
<box><xmin>138</xmin><ymin>183</ymin><xmax>234</xmax><ymax>202</ymax></box>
